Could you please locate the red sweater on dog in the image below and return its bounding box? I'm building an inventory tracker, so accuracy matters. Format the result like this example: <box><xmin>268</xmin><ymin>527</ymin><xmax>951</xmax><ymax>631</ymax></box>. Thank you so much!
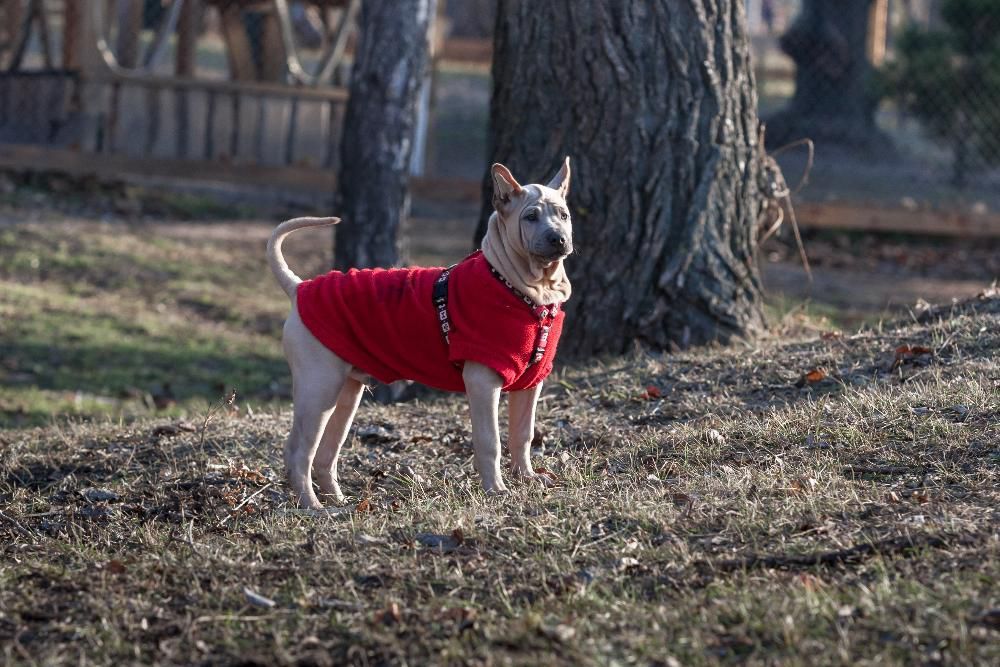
<box><xmin>296</xmin><ymin>251</ymin><xmax>564</xmax><ymax>393</ymax></box>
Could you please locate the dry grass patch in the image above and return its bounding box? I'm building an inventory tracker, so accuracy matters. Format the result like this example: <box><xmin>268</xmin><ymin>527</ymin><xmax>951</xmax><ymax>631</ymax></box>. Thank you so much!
<box><xmin>1</xmin><ymin>292</ymin><xmax>998</xmax><ymax>664</ymax></box>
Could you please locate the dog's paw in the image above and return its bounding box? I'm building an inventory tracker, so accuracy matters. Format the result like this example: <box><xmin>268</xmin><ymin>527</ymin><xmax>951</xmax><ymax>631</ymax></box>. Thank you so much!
<box><xmin>482</xmin><ymin>480</ymin><xmax>510</xmax><ymax>495</ymax></box>
<box><xmin>512</xmin><ymin>466</ymin><xmax>557</xmax><ymax>488</ymax></box>
<box><xmin>314</xmin><ymin>472</ymin><xmax>346</xmax><ymax>503</ymax></box>
<box><xmin>279</xmin><ymin>506</ymin><xmax>353</xmax><ymax>518</ymax></box>
<box><xmin>318</xmin><ymin>491</ymin><xmax>347</xmax><ymax>505</ymax></box>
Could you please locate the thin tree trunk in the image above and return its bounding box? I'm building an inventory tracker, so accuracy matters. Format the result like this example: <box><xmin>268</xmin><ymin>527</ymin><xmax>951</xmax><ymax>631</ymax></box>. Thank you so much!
<box><xmin>479</xmin><ymin>0</ymin><xmax>766</xmax><ymax>357</ymax></box>
<box><xmin>334</xmin><ymin>0</ymin><xmax>435</xmax><ymax>270</ymax></box>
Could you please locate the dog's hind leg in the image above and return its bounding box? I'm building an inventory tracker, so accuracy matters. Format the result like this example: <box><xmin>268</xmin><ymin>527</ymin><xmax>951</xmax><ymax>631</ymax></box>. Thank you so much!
<box><xmin>312</xmin><ymin>377</ymin><xmax>364</xmax><ymax>503</ymax></box>
<box><xmin>282</xmin><ymin>304</ymin><xmax>351</xmax><ymax>509</ymax></box>
<box><xmin>285</xmin><ymin>378</ymin><xmax>345</xmax><ymax>510</ymax></box>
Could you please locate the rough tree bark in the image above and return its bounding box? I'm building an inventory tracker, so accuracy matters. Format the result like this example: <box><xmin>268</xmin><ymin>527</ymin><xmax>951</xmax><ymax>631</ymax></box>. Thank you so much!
<box><xmin>334</xmin><ymin>0</ymin><xmax>435</xmax><ymax>270</ymax></box>
<box><xmin>765</xmin><ymin>0</ymin><xmax>891</xmax><ymax>151</ymax></box>
<box><xmin>478</xmin><ymin>1</ymin><xmax>766</xmax><ymax>357</ymax></box>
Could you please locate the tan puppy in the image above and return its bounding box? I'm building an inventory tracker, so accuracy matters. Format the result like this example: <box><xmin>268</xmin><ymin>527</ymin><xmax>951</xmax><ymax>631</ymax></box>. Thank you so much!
<box><xmin>267</xmin><ymin>159</ymin><xmax>573</xmax><ymax>510</ymax></box>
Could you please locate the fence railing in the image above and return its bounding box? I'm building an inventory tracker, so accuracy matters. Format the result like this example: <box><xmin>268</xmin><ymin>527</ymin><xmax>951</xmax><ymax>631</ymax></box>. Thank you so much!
<box><xmin>0</xmin><ymin>0</ymin><xmax>357</xmax><ymax>191</ymax></box>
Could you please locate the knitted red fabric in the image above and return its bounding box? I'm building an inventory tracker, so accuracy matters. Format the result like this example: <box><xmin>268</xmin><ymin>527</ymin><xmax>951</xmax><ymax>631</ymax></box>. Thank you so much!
<box><xmin>295</xmin><ymin>251</ymin><xmax>564</xmax><ymax>392</ymax></box>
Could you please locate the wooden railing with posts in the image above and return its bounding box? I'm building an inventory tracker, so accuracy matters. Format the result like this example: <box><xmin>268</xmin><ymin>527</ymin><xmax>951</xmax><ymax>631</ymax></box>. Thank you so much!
<box><xmin>0</xmin><ymin>0</ymin><xmax>354</xmax><ymax>193</ymax></box>
<box><xmin>92</xmin><ymin>71</ymin><xmax>349</xmax><ymax>169</ymax></box>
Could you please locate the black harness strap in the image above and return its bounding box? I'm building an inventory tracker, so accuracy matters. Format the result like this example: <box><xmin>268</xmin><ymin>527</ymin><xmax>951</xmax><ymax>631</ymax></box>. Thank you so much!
<box><xmin>433</xmin><ymin>264</ymin><xmax>455</xmax><ymax>345</ymax></box>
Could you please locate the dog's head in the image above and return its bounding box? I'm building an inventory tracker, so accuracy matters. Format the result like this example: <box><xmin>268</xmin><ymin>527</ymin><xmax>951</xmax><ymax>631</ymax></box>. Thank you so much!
<box><xmin>491</xmin><ymin>158</ymin><xmax>573</xmax><ymax>265</ymax></box>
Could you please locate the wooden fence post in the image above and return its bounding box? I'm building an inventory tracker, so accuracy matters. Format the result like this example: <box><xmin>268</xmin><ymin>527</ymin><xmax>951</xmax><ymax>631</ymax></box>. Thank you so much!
<box><xmin>867</xmin><ymin>0</ymin><xmax>889</xmax><ymax>65</ymax></box>
<box><xmin>176</xmin><ymin>0</ymin><xmax>201</xmax><ymax>157</ymax></box>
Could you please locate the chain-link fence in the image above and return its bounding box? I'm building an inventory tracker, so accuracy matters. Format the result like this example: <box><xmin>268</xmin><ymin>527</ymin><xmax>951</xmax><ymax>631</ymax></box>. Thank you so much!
<box><xmin>754</xmin><ymin>0</ymin><xmax>1000</xmax><ymax>212</ymax></box>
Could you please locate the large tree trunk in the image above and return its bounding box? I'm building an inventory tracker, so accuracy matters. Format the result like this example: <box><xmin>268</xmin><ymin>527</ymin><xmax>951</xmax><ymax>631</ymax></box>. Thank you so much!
<box><xmin>765</xmin><ymin>0</ymin><xmax>891</xmax><ymax>151</ymax></box>
<box><xmin>478</xmin><ymin>1</ymin><xmax>766</xmax><ymax>357</ymax></box>
<box><xmin>334</xmin><ymin>0</ymin><xmax>435</xmax><ymax>270</ymax></box>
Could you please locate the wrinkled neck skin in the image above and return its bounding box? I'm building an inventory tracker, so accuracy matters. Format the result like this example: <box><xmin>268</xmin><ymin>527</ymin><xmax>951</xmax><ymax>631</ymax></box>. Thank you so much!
<box><xmin>480</xmin><ymin>212</ymin><xmax>572</xmax><ymax>306</ymax></box>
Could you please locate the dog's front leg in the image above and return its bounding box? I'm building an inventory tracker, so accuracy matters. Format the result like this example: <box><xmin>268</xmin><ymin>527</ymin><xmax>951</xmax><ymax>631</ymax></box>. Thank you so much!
<box><xmin>508</xmin><ymin>383</ymin><xmax>553</xmax><ymax>486</ymax></box>
<box><xmin>462</xmin><ymin>362</ymin><xmax>507</xmax><ymax>494</ymax></box>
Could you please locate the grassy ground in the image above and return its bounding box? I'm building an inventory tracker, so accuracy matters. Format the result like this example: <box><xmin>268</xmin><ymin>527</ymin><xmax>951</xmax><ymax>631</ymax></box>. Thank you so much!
<box><xmin>6</xmin><ymin>185</ymin><xmax>993</xmax><ymax>430</ymax></box>
<box><xmin>0</xmin><ymin>190</ymin><xmax>481</xmax><ymax>428</ymax></box>
<box><xmin>1</xmin><ymin>200</ymin><xmax>999</xmax><ymax>664</ymax></box>
<box><xmin>0</xmin><ymin>216</ymin><xmax>292</xmax><ymax>427</ymax></box>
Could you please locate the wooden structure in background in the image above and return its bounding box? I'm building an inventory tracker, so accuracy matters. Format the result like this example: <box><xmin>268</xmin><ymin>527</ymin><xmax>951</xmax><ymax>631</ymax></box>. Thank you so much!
<box><xmin>867</xmin><ymin>0</ymin><xmax>889</xmax><ymax>66</ymax></box>
<box><xmin>795</xmin><ymin>201</ymin><xmax>1000</xmax><ymax>239</ymax></box>
<box><xmin>1</xmin><ymin>0</ymin><xmax>356</xmax><ymax>184</ymax></box>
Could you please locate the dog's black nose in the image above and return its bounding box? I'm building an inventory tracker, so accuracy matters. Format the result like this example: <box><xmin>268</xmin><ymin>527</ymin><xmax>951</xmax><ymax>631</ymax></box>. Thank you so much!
<box><xmin>546</xmin><ymin>231</ymin><xmax>567</xmax><ymax>248</ymax></box>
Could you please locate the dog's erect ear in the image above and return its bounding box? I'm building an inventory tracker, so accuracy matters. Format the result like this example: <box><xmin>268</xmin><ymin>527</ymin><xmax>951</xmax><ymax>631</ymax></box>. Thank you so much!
<box><xmin>546</xmin><ymin>156</ymin><xmax>571</xmax><ymax>198</ymax></box>
<box><xmin>491</xmin><ymin>163</ymin><xmax>523</xmax><ymax>210</ymax></box>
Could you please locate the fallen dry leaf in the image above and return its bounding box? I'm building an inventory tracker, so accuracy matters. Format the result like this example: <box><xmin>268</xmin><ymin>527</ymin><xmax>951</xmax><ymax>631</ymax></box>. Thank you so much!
<box><xmin>226</xmin><ymin>462</ymin><xmax>268</xmax><ymax>485</ymax></box>
<box><xmin>706</xmin><ymin>429</ymin><xmax>726</xmax><ymax>446</ymax></box>
<box><xmin>789</xmin><ymin>477</ymin><xmax>818</xmax><ymax>495</ymax></box>
<box><xmin>375</xmin><ymin>602</ymin><xmax>402</xmax><ymax>625</ymax></box>
<box><xmin>795</xmin><ymin>367</ymin><xmax>828</xmax><ymax>388</ymax></box>
<box><xmin>804</xmin><ymin>368</ymin><xmax>827</xmax><ymax>383</ymax></box>
<box><xmin>534</xmin><ymin>466</ymin><xmax>559</xmax><ymax>483</ymax></box>
<box><xmin>896</xmin><ymin>344</ymin><xmax>933</xmax><ymax>357</ymax></box>
<box><xmin>796</xmin><ymin>573</ymin><xmax>826</xmax><ymax>591</ymax></box>
<box><xmin>892</xmin><ymin>344</ymin><xmax>934</xmax><ymax>370</ymax></box>
<box><xmin>642</xmin><ymin>385</ymin><xmax>662</xmax><ymax>400</ymax></box>
<box><xmin>438</xmin><ymin>607</ymin><xmax>478</xmax><ymax>626</ymax></box>
<box><xmin>356</xmin><ymin>498</ymin><xmax>372</xmax><ymax>513</ymax></box>
<box><xmin>670</xmin><ymin>492</ymin><xmax>696</xmax><ymax>508</ymax></box>
<box><xmin>106</xmin><ymin>559</ymin><xmax>126</xmax><ymax>575</ymax></box>
<box><xmin>150</xmin><ymin>422</ymin><xmax>196</xmax><ymax>439</ymax></box>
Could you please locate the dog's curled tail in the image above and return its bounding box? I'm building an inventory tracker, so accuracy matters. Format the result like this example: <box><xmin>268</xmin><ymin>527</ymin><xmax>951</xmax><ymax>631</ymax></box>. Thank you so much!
<box><xmin>267</xmin><ymin>216</ymin><xmax>341</xmax><ymax>299</ymax></box>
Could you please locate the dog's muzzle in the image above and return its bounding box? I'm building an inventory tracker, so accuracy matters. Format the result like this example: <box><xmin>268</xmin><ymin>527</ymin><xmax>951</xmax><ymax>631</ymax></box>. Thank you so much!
<box><xmin>535</xmin><ymin>231</ymin><xmax>572</xmax><ymax>262</ymax></box>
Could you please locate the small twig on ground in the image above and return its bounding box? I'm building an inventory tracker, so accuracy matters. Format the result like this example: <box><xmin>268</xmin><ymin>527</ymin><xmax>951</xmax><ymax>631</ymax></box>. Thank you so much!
<box><xmin>570</xmin><ymin>529</ymin><xmax>625</xmax><ymax>559</ymax></box>
<box><xmin>218</xmin><ymin>482</ymin><xmax>273</xmax><ymax>527</ymax></box>
<box><xmin>757</xmin><ymin>125</ymin><xmax>815</xmax><ymax>282</ymax></box>
<box><xmin>0</xmin><ymin>509</ymin><xmax>38</xmax><ymax>538</ymax></box>
<box><xmin>191</xmin><ymin>614</ymin><xmax>281</xmax><ymax>625</ymax></box>
<box><xmin>712</xmin><ymin>533</ymin><xmax>973</xmax><ymax>573</ymax></box>
<box><xmin>769</xmin><ymin>137</ymin><xmax>816</xmax><ymax>195</ymax></box>
<box><xmin>843</xmin><ymin>465</ymin><xmax>924</xmax><ymax>477</ymax></box>
<box><xmin>198</xmin><ymin>388</ymin><xmax>238</xmax><ymax>452</ymax></box>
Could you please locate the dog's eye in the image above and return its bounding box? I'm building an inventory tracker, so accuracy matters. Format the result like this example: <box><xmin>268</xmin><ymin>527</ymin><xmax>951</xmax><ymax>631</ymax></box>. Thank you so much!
<box><xmin>525</xmin><ymin>211</ymin><xmax>538</xmax><ymax>222</ymax></box>
<box><xmin>560</xmin><ymin>210</ymin><xmax>569</xmax><ymax>220</ymax></box>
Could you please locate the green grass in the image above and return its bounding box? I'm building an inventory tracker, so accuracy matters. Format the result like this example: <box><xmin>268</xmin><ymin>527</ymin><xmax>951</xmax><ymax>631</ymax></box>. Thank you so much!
<box><xmin>0</xmin><ymin>217</ymin><xmax>300</xmax><ymax>428</ymax></box>
<box><xmin>1</xmin><ymin>206</ymin><xmax>998</xmax><ymax>664</ymax></box>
